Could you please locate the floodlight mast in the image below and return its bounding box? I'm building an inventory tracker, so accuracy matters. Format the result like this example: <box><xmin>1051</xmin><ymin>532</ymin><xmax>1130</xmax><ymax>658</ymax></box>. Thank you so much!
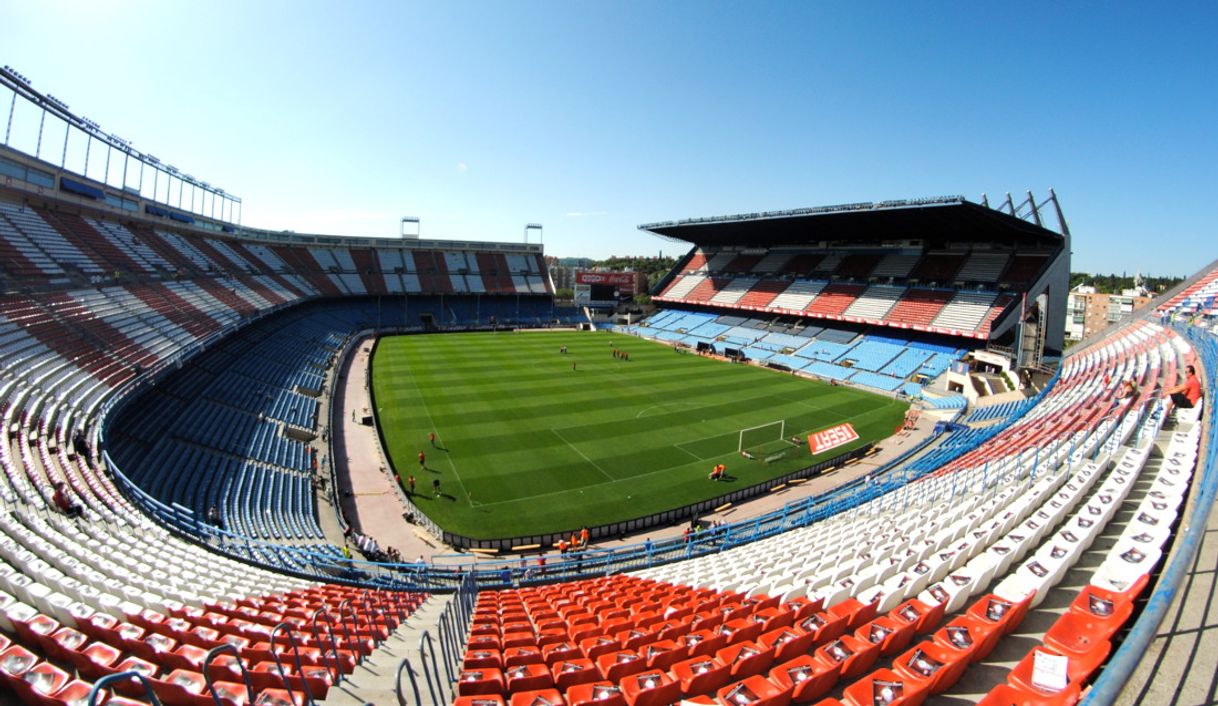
<box><xmin>0</xmin><ymin>65</ymin><xmax>241</xmax><ymax>224</ymax></box>
<box><xmin>524</xmin><ymin>223</ymin><xmax>542</xmax><ymax>244</ymax></box>
<box><xmin>401</xmin><ymin>216</ymin><xmax>420</xmax><ymax>240</ymax></box>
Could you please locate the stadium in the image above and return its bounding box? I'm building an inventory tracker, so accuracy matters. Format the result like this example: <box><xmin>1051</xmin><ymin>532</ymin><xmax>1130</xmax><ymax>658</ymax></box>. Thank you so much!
<box><xmin>0</xmin><ymin>51</ymin><xmax>1217</xmax><ymax>706</ymax></box>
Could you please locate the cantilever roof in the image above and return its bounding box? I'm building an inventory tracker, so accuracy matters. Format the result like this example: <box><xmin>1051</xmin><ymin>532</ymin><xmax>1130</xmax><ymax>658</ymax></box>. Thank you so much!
<box><xmin>639</xmin><ymin>196</ymin><xmax>1065</xmax><ymax>248</ymax></box>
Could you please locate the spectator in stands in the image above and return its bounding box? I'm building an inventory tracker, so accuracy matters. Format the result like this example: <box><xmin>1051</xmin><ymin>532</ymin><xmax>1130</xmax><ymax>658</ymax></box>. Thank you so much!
<box><xmin>207</xmin><ymin>505</ymin><xmax>223</xmax><ymax>529</ymax></box>
<box><xmin>580</xmin><ymin>527</ymin><xmax>589</xmax><ymax>546</ymax></box>
<box><xmin>53</xmin><ymin>482</ymin><xmax>83</xmax><ymax>518</ymax></box>
<box><xmin>1166</xmin><ymin>365</ymin><xmax>1203</xmax><ymax>409</ymax></box>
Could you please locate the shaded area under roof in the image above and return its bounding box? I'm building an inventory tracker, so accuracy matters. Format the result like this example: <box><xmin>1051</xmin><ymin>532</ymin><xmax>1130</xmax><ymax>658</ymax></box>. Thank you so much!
<box><xmin>639</xmin><ymin>197</ymin><xmax>1064</xmax><ymax>248</ymax></box>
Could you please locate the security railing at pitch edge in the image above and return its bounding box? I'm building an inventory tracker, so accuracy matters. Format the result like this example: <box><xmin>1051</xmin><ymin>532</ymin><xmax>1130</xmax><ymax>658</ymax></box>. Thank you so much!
<box><xmin>1082</xmin><ymin>323</ymin><xmax>1216</xmax><ymax>706</ymax></box>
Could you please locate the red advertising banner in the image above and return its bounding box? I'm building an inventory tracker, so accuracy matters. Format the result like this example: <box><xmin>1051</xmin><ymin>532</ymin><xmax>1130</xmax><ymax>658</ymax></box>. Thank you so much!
<box><xmin>807</xmin><ymin>423</ymin><xmax>859</xmax><ymax>454</ymax></box>
<box><xmin>575</xmin><ymin>271</ymin><xmax>636</xmax><ymax>286</ymax></box>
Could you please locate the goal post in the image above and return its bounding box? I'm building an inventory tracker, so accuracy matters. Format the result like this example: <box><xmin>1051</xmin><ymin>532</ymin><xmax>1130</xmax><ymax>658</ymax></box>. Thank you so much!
<box><xmin>738</xmin><ymin>420</ymin><xmax>785</xmax><ymax>453</ymax></box>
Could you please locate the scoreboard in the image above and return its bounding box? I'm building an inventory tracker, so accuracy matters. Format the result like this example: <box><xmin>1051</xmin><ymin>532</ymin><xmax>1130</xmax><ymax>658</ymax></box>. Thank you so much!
<box><xmin>573</xmin><ymin>271</ymin><xmax>641</xmax><ymax>308</ymax></box>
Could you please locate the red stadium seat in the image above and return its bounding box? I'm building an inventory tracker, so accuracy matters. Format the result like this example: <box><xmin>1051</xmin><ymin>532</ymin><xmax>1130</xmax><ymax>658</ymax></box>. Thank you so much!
<box><xmin>596</xmin><ymin>650</ymin><xmax>647</xmax><ymax>683</ymax></box>
<box><xmin>509</xmin><ymin>688</ymin><xmax>565</xmax><ymax>706</ymax></box>
<box><xmin>671</xmin><ymin>655</ymin><xmax>732</xmax><ymax>698</ymax></box>
<box><xmin>1044</xmin><ymin>607</ymin><xmax>1132</xmax><ymax>656</ymax></box>
<box><xmin>542</xmin><ymin>642</ymin><xmax>582</xmax><ymax>666</ymax></box>
<box><xmin>551</xmin><ymin>658</ymin><xmax>599</xmax><ymax>691</ymax></box>
<box><xmin>826</xmin><ymin>598</ymin><xmax>877</xmax><ymax>633</ymax></box>
<box><xmin>506</xmin><ymin>662</ymin><xmax>555</xmax><ymax>694</ymax></box>
<box><xmin>782</xmin><ymin>597</ymin><xmax>824</xmax><ymax>623</ymax></box>
<box><xmin>619</xmin><ymin>669</ymin><xmax>681</xmax><ymax>706</ymax></box>
<box><xmin>7</xmin><ymin>660</ymin><xmax>72</xmax><ymax>705</ymax></box>
<box><xmin>149</xmin><ymin>668</ymin><xmax>209</xmax><ymax>706</ymax></box>
<box><xmin>967</xmin><ymin>593</ymin><xmax>1033</xmax><ymax>637</ymax></box>
<box><xmin>889</xmin><ymin>599</ymin><xmax>944</xmax><ymax>636</ymax></box>
<box><xmin>854</xmin><ymin>615</ymin><xmax>916</xmax><ymax>657</ymax></box>
<box><xmin>504</xmin><ymin>646</ymin><xmax>545</xmax><ymax>667</ymax></box>
<box><xmin>640</xmin><ymin>639</ymin><xmax>683</xmax><ymax>671</ymax></box>
<box><xmin>578</xmin><ymin>635</ymin><xmax>621</xmax><ymax>661</ymax></box>
<box><xmin>40</xmin><ymin>679</ymin><xmax>96</xmax><ymax>706</ymax></box>
<box><xmin>455</xmin><ymin>696</ymin><xmax>507</xmax><ymax>706</ymax></box>
<box><xmin>794</xmin><ymin>611</ymin><xmax>848</xmax><ymax>646</ymax></box>
<box><xmin>716</xmin><ymin>640</ymin><xmax>776</xmax><ymax>679</ymax></box>
<box><xmin>750</xmin><ymin>606</ymin><xmax>794</xmax><ymax>633</ymax></box>
<box><xmin>892</xmin><ymin>640</ymin><xmax>969</xmax><ymax>695</ymax></box>
<box><xmin>840</xmin><ymin>667</ymin><xmax>930</xmax><ymax>706</ymax></box>
<box><xmin>716</xmin><ymin>674</ymin><xmax>793</xmax><ymax>706</ymax></box>
<box><xmin>565</xmin><ymin>680</ymin><xmax>626</xmax><ymax>706</ymax></box>
<box><xmin>466</xmin><ymin>649</ymin><xmax>505</xmax><ymax>670</ymax></box>
<box><xmin>1008</xmin><ymin>643</ymin><xmax>1110</xmax><ymax>697</ymax></box>
<box><xmin>977</xmin><ymin>682</ymin><xmax>1081</xmax><ymax>706</ymax></box>
<box><xmin>680</xmin><ymin>629</ymin><xmax>730</xmax><ymax>659</ymax></box>
<box><xmin>935</xmin><ymin>615</ymin><xmax>1001</xmax><ymax>664</ymax></box>
<box><xmin>758</xmin><ymin>625</ymin><xmax>818</xmax><ymax>664</ymax></box>
<box><xmin>459</xmin><ymin>667</ymin><xmax>506</xmax><ymax>696</ymax></box>
<box><xmin>719</xmin><ymin>618</ymin><xmax>764</xmax><ymax>645</ymax></box>
<box><xmin>813</xmin><ymin>634</ymin><xmax>879</xmax><ymax>681</ymax></box>
<box><xmin>767</xmin><ymin>654</ymin><xmax>840</xmax><ymax>704</ymax></box>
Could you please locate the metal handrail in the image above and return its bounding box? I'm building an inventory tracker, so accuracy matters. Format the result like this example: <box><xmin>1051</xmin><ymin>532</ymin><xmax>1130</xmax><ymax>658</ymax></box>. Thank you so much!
<box><xmin>202</xmin><ymin>643</ymin><xmax>257</xmax><ymax>706</ymax></box>
<box><xmin>395</xmin><ymin>656</ymin><xmax>423</xmax><ymax>706</ymax></box>
<box><xmin>310</xmin><ymin>608</ymin><xmax>345</xmax><ymax>685</ymax></box>
<box><xmin>269</xmin><ymin>622</ymin><xmax>317</xmax><ymax>706</ymax></box>
<box><xmin>336</xmin><ymin>598</ymin><xmax>366</xmax><ymax>664</ymax></box>
<box><xmin>417</xmin><ymin>630</ymin><xmax>445</xmax><ymax>706</ymax></box>
<box><xmin>88</xmin><ymin>671</ymin><xmax>164</xmax><ymax>706</ymax></box>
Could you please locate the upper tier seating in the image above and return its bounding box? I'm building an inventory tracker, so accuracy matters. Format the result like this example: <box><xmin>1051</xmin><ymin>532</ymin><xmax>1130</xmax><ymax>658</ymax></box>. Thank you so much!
<box><xmin>655</xmin><ymin>244</ymin><xmax>1040</xmax><ymax>338</ymax></box>
<box><xmin>930</xmin><ymin>291</ymin><xmax>999</xmax><ymax>333</ymax></box>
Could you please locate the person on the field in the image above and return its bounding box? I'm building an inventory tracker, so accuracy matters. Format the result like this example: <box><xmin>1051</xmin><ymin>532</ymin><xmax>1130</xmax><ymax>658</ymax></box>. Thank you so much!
<box><xmin>1166</xmin><ymin>365</ymin><xmax>1203</xmax><ymax>409</ymax></box>
<box><xmin>429</xmin><ymin>431</ymin><xmax>436</xmax><ymax>447</ymax></box>
<box><xmin>433</xmin><ymin>478</ymin><xmax>441</xmax><ymax>496</ymax></box>
<box><xmin>418</xmin><ymin>450</ymin><xmax>426</xmax><ymax>469</ymax></box>
<box><xmin>407</xmin><ymin>475</ymin><xmax>416</xmax><ymax>496</ymax></box>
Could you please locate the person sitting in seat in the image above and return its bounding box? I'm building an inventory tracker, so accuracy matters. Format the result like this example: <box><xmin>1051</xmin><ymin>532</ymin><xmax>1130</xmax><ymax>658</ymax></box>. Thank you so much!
<box><xmin>52</xmin><ymin>482</ymin><xmax>83</xmax><ymax>518</ymax></box>
<box><xmin>1165</xmin><ymin>365</ymin><xmax>1203</xmax><ymax>409</ymax></box>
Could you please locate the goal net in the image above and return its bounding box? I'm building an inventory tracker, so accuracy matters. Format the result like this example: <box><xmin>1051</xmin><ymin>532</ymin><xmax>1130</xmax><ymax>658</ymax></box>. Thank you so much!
<box><xmin>738</xmin><ymin>420</ymin><xmax>785</xmax><ymax>453</ymax></box>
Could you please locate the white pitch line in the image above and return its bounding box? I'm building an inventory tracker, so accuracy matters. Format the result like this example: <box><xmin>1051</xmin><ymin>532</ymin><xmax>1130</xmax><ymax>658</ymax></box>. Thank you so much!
<box><xmin>550</xmin><ymin>428</ymin><xmax>616</xmax><ymax>482</ymax></box>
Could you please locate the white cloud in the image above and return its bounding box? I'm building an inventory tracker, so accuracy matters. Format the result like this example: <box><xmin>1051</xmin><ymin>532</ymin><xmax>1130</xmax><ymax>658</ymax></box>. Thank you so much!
<box><xmin>456</xmin><ymin>162</ymin><xmax>468</xmax><ymax>173</ymax></box>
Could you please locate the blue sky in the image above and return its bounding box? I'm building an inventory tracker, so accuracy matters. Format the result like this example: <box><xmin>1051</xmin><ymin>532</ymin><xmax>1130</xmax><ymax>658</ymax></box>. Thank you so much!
<box><xmin>4</xmin><ymin>1</ymin><xmax>1216</xmax><ymax>275</ymax></box>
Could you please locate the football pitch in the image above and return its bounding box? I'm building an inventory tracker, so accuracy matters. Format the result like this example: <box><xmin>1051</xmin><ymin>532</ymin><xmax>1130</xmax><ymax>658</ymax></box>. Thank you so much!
<box><xmin>371</xmin><ymin>330</ymin><xmax>908</xmax><ymax>539</ymax></box>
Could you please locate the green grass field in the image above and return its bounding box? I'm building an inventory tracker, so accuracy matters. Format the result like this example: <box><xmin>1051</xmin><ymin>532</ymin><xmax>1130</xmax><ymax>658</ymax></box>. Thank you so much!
<box><xmin>371</xmin><ymin>330</ymin><xmax>907</xmax><ymax>539</ymax></box>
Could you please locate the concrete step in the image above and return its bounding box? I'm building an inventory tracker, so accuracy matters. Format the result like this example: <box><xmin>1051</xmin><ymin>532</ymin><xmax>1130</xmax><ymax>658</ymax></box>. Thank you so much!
<box><xmin>320</xmin><ymin>594</ymin><xmax>457</xmax><ymax>706</ymax></box>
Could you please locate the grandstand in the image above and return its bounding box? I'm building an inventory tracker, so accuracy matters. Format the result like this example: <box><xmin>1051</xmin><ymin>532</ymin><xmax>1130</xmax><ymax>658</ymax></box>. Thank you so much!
<box><xmin>623</xmin><ymin>197</ymin><xmax>1068</xmax><ymax>400</ymax></box>
<box><xmin>0</xmin><ymin>65</ymin><xmax>1215</xmax><ymax>706</ymax></box>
